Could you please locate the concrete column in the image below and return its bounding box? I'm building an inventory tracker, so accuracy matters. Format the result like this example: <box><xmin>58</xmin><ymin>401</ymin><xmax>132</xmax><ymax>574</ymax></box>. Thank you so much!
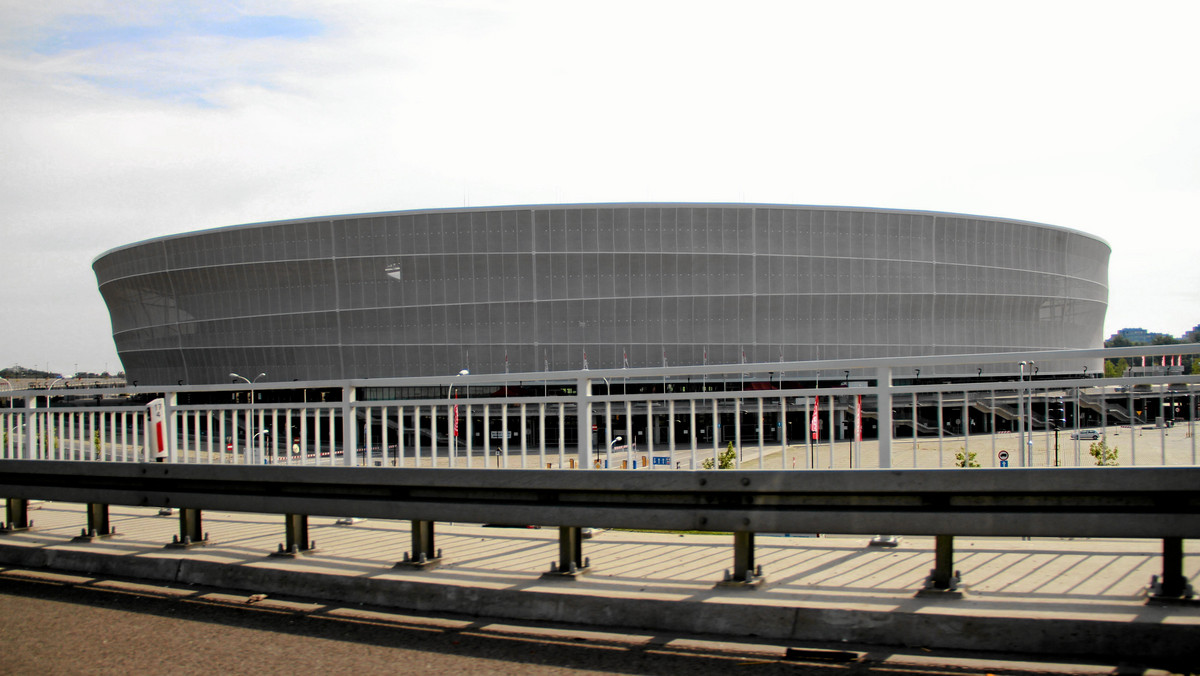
<box><xmin>578</xmin><ymin>376</ymin><xmax>593</xmax><ymax>469</ymax></box>
<box><xmin>342</xmin><ymin>384</ymin><xmax>356</xmax><ymax>466</ymax></box>
<box><xmin>876</xmin><ymin>367</ymin><xmax>893</xmax><ymax>468</ymax></box>
<box><xmin>24</xmin><ymin>395</ymin><xmax>37</xmax><ymax>460</ymax></box>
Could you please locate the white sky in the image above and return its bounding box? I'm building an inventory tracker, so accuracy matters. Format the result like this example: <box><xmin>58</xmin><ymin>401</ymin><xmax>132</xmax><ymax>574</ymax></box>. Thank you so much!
<box><xmin>1</xmin><ymin>0</ymin><xmax>1197</xmax><ymax>375</ymax></box>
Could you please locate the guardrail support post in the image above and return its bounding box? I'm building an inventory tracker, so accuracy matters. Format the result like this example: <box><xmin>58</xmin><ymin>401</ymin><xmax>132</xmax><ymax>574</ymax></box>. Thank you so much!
<box><xmin>718</xmin><ymin>530</ymin><xmax>764</xmax><ymax>587</ymax></box>
<box><xmin>73</xmin><ymin>503</ymin><xmax>115</xmax><ymax>541</ymax></box>
<box><xmin>274</xmin><ymin>513</ymin><xmax>316</xmax><ymax>557</ymax></box>
<box><xmin>919</xmin><ymin>534</ymin><xmax>962</xmax><ymax>597</ymax></box>
<box><xmin>1149</xmin><ymin>536</ymin><xmax>1195</xmax><ymax>603</ymax></box>
<box><xmin>166</xmin><ymin>507</ymin><xmax>207</xmax><ymax>548</ymax></box>
<box><xmin>396</xmin><ymin>519</ymin><xmax>440</xmax><ymax>569</ymax></box>
<box><xmin>0</xmin><ymin>498</ymin><xmax>31</xmax><ymax>533</ymax></box>
<box><xmin>542</xmin><ymin>526</ymin><xmax>588</xmax><ymax>578</ymax></box>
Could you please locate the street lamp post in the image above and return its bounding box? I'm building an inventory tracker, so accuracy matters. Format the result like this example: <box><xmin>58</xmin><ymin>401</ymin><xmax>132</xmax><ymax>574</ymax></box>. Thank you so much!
<box><xmin>1053</xmin><ymin>395</ymin><xmax>1063</xmax><ymax>467</ymax></box>
<box><xmin>230</xmin><ymin>372</ymin><xmax>266</xmax><ymax>462</ymax></box>
<box><xmin>608</xmin><ymin>435</ymin><xmax>623</xmax><ymax>469</ymax></box>
<box><xmin>1018</xmin><ymin>361</ymin><xmax>1035</xmax><ymax>466</ymax></box>
<box><xmin>230</xmin><ymin>372</ymin><xmax>267</xmax><ymax>399</ymax></box>
<box><xmin>448</xmin><ymin>369</ymin><xmax>468</xmax><ymax>463</ymax></box>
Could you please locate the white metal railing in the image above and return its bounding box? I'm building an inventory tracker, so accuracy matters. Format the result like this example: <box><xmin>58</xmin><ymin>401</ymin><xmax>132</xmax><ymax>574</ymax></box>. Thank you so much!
<box><xmin>2</xmin><ymin>345</ymin><xmax>1196</xmax><ymax>470</ymax></box>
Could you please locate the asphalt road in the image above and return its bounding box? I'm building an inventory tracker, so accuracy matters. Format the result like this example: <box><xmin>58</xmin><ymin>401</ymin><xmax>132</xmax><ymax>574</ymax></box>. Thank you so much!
<box><xmin>0</xmin><ymin>570</ymin><xmax>1136</xmax><ymax>676</ymax></box>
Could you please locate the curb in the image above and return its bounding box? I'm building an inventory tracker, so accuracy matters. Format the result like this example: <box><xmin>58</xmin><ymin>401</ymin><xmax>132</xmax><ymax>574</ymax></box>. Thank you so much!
<box><xmin>0</xmin><ymin>543</ymin><xmax>1195</xmax><ymax>663</ymax></box>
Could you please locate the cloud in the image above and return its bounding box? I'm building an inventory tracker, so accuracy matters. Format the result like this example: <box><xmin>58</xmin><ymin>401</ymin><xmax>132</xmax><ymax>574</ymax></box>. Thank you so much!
<box><xmin>3</xmin><ymin>2</ymin><xmax>323</xmax><ymax>106</ymax></box>
<box><xmin>1</xmin><ymin>0</ymin><xmax>1199</xmax><ymax>372</ymax></box>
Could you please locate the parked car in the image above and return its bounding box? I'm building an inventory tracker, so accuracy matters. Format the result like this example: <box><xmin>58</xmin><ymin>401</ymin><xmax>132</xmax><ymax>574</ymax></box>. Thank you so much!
<box><xmin>1070</xmin><ymin>429</ymin><xmax>1101</xmax><ymax>440</ymax></box>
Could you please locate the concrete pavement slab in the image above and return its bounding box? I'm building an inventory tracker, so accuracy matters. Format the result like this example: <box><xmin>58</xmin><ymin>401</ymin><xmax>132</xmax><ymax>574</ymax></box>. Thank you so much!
<box><xmin>0</xmin><ymin>501</ymin><xmax>1197</xmax><ymax>665</ymax></box>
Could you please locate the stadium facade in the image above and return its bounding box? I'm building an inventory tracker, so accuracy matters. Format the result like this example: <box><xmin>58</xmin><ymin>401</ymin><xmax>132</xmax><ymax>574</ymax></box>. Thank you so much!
<box><xmin>93</xmin><ymin>204</ymin><xmax>1110</xmax><ymax>386</ymax></box>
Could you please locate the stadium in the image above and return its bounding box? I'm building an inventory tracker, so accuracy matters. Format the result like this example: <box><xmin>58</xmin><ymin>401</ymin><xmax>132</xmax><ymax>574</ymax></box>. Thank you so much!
<box><xmin>93</xmin><ymin>203</ymin><xmax>1110</xmax><ymax>386</ymax></box>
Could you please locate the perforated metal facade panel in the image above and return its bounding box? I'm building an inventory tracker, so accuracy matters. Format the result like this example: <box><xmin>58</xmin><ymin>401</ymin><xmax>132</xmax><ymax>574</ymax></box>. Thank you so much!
<box><xmin>93</xmin><ymin>204</ymin><xmax>1110</xmax><ymax>385</ymax></box>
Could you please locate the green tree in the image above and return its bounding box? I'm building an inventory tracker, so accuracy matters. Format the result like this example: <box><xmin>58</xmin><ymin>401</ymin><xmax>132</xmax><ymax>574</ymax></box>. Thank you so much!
<box><xmin>93</xmin><ymin>430</ymin><xmax>102</xmax><ymax>457</ymax></box>
<box><xmin>702</xmin><ymin>442</ymin><xmax>738</xmax><ymax>469</ymax></box>
<box><xmin>1106</xmin><ymin>357</ymin><xmax>1130</xmax><ymax>378</ymax></box>
<box><xmin>1104</xmin><ymin>360</ymin><xmax>1121</xmax><ymax>378</ymax></box>
<box><xmin>1089</xmin><ymin>439</ymin><xmax>1119</xmax><ymax>466</ymax></box>
<box><xmin>954</xmin><ymin>449</ymin><xmax>979</xmax><ymax>468</ymax></box>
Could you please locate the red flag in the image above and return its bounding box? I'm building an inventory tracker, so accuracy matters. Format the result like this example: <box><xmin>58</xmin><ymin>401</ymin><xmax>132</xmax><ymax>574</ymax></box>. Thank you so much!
<box><xmin>855</xmin><ymin>395</ymin><xmax>862</xmax><ymax>442</ymax></box>
<box><xmin>811</xmin><ymin>397</ymin><xmax>820</xmax><ymax>440</ymax></box>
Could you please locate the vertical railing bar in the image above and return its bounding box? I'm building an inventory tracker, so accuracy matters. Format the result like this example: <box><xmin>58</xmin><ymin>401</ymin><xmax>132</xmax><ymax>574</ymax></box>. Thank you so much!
<box><xmin>538</xmin><ymin>402</ymin><xmax>546</xmax><ymax>469</ymax></box>
<box><xmin>465</xmin><ymin>403</ymin><xmax>473</xmax><ymax>469</ymax></box>
<box><xmin>688</xmin><ymin>399</ymin><xmax>697</xmax><ymax>470</ymax></box>
<box><xmin>365</xmin><ymin>405</ymin><xmax>374</xmax><ymax>467</ymax></box>
<box><xmin>756</xmin><ymin>397</ymin><xmax>764</xmax><ymax>469</ymax></box>
<box><xmin>558</xmin><ymin>402</ymin><xmax>565</xmax><ymax>469</ymax></box>
<box><xmin>501</xmin><ymin>402</ymin><xmax>509</xmax><ymax>469</ymax></box>
<box><xmin>400</xmin><ymin>403</ymin><xmax>408</xmax><ymax>467</ymax></box>
<box><xmin>327</xmin><ymin>407</ymin><xmax>335</xmax><ymax>467</ymax></box>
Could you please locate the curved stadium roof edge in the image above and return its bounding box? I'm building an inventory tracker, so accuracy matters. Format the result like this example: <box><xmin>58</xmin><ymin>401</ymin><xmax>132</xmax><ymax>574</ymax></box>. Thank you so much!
<box><xmin>93</xmin><ymin>202</ymin><xmax>1109</xmax><ymax>264</ymax></box>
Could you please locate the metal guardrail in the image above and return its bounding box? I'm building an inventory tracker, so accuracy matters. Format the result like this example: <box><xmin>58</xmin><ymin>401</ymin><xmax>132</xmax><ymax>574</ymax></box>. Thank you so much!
<box><xmin>1</xmin><ymin>460</ymin><xmax>1196</xmax><ymax>600</ymax></box>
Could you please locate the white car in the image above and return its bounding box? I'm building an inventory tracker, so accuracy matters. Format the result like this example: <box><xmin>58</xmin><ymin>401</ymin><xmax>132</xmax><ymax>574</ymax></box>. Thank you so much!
<box><xmin>1070</xmin><ymin>429</ymin><xmax>1101</xmax><ymax>440</ymax></box>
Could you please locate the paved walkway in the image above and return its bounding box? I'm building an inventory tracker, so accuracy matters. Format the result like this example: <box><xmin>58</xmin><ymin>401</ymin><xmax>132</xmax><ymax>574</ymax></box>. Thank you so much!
<box><xmin>1</xmin><ymin>502</ymin><xmax>1197</xmax><ymax>665</ymax></box>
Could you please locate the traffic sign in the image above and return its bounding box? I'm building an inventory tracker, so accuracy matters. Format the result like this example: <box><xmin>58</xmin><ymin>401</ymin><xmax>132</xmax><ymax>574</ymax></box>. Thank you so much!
<box><xmin>998</xmin><ymin>450</ymin><xmax>1009</xmax><ymax>461</ymax></box>
<box><xmin>1000</xmin><ymin>460</ymin><xmax>1009</xmax><ymax>468</ymax></box>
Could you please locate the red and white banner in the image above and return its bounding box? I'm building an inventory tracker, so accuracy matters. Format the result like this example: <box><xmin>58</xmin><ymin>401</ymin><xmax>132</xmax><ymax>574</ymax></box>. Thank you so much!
<box><xmin>855</xmin><ymin>395</ymin><xmax>862</xmax><ymax>442</ymax></box>
<box><xmin>147</xmin><ymin>398</ymin><xmax>167</xmax><ymax>461</ymax></box>
<box><xmin>810</xmin><ymin>397</ymin><xmax>820</xmax><ymax>441</ymax></box>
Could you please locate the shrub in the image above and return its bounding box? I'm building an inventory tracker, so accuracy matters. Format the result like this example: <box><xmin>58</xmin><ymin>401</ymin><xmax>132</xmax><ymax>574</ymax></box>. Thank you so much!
<box><xmin>702</xmin><ymin>441</ymin><xmax>738</xmax><ymax>469</ymax></box>
<box><xmin>1089</xmin><ymin>439</ymin><xmax>1119</xmax><ymax>466</ymax></box>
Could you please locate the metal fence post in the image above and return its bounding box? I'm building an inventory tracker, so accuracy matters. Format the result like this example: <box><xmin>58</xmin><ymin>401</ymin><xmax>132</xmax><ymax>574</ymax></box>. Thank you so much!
<box><xmin>165</xmin><ymin>390</ymin><xmax>178</xmax><ymax>463</ymax></box>
<box><xmin>578</xmin><ymin>375</ymin><xmax>593</xmax><ymax>469</ymax></box>
<box><xmin>876</xmin><ymin>367</ymin><xmax>892</xmax><ymax>468</ymax></box>
<box><xmin>24</xmin><ymin>395</ymin><xmax>37</xmax><ymax>460</ymax></box>
<box><xmin>343</xmin><ymin>383</ymin><xmax>357</xmax><ymax>466</ymax></box>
